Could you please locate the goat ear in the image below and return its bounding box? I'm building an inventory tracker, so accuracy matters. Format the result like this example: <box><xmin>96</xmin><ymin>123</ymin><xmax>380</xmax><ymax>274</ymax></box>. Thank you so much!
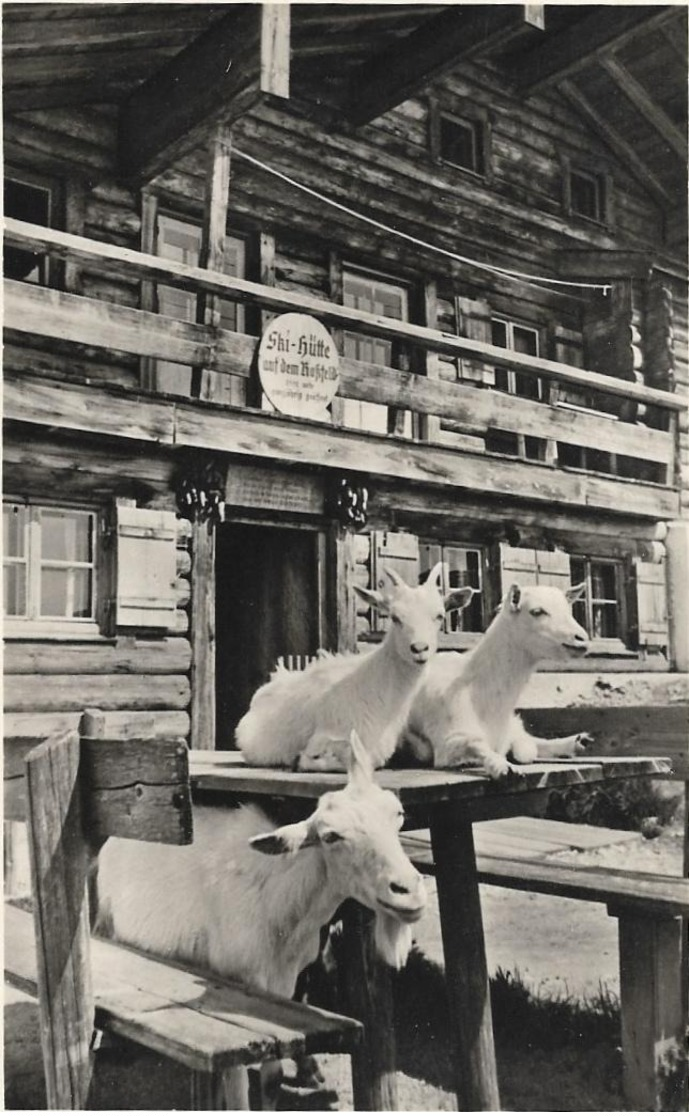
<box><xmin>250</xmin><ymin>819</ymin><xmax>318</xmax><ymax>856</ymax></box>
<box><xmin>444</xmin><ymin>586</ymin><xmax>475</xmax><ymax>613</ymax></box>
<box><xmin>507</xmin><ymin>583</ymin><xmax>522</xmax><ymax>612</ymax></box>
<box><xmin>425</xmin><ymin>561</ymin><xmax>445</xmax><ymax>591</ymax></box>
<box><xmin>353</xmin><ymin>583</ymin><xmax>388</xmax><ymax>613</ymax></box>
<box><xmin>566</xmin><ymin>582</ymin><xmax>587</xmax><ymax>604</ymax></box>
<box><xmin>347</xmin><ymin>729</ymin><xmax>375</xmax><ymax>788</ymax></box>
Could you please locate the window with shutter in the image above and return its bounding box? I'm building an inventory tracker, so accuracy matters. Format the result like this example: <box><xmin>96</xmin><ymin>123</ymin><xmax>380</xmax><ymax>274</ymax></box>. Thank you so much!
<box><xmin>369</xmin><ymin>531</ymin><xmax>420</xmax><ymax>634</ymax></box>
<box><xmin>115</xmin><ymin>505</ymin><xmax>178</xmax><ymax>630</ymax></box>
<box><xmin>499</xmin><ymin>544</ymin><xmax>573</xmax><ymax>594</ymax></box>
<box><xmin>632</xmin><ymin>559</ymin><xmax>669</xmax><ymax>651</ymax></box>
<box><xmin>420</xmin><ymin>540</ymin><xmax>485</xmax><ymax>645</ymax></box>
<box><xmin>456</xmin><ymin>297</ymin><xmax>494</xmax><ymax>386</ymax></box>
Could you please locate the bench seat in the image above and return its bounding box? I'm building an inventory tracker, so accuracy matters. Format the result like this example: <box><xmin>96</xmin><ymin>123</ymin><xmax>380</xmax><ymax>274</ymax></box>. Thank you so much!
<box><xmin>402</xmin><ymin>830</ymin><xmax>689</xmax><ymax>915</ymax></box>
<box><xmin>5</xmin><ymin>904</ymin><xmax>361</xmax><ymax>1078</ymax></box>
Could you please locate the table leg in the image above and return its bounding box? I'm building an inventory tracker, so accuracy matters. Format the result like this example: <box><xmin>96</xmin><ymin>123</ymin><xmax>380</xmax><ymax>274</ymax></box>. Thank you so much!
<box><xmin>430</xmin><ymin>814</ymin><xmax>500</xmax><ymax>1111</ymax></box>
<box><xmin>339</xmin><ymin>900</ymin><xmax>398</xmax><ymax>1111</ymax></box>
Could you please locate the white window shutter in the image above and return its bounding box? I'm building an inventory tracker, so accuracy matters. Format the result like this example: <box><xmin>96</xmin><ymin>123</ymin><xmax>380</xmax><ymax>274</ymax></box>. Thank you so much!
<box><xmin>457</xmin><ymin>296</ymin><xmax>495</xmax><ymax>386</ymax></box>
<box><xmin>115</xmin><ymin>505</ymin><xmax>178</xmax><ymax>629</ymax></box>
<box><xmin>633</xmin><ymin>558</ymin><xmax>669</xmax><ymax>649</ymax></box>
<box><xmin>535</xmin><ymin>549</ymin><xmax>572</xmax><ymax>589</ymax></box>
<box><xmin>498</xmin><ymin>543</ymin><xmax>539</xmax><ymax>587</ymax></box>
<box><xmin>370</xmin><ymin>531</ymin><xmax>420</xmax><ymax>633</ymax></box>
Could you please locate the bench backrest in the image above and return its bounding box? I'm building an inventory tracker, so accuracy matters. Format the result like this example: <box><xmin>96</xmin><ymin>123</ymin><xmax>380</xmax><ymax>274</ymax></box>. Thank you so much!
<box><xmin>4</xmin><ymin>708</ymin><xmax>193</xmax><ymax>1109</ymax></box>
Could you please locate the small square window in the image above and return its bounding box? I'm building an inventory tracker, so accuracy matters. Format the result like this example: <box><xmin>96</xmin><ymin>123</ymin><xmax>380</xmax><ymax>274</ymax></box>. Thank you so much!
<box><xmin>569</xmin><ymin>168</ymin><xmax>606</xmax><ymax>223</ymax></box>
<box><xmin>4</xmin><ymin>176</ymin><xmax>53</xmax><ymax>284</ymax></box>
<box><xmin>3</xmin><ymin>502</ymin><xmax>99</xmax><ymax>634</ymax></box>
<box><xmin>570</xmin><ymin>556</ymin><xmax>626</xmax><ymax>645</ymax></box>
<box><xmin>439</xmin><ymin>114</ymin><xmax>483</xmax><ymax>175</ymax></box>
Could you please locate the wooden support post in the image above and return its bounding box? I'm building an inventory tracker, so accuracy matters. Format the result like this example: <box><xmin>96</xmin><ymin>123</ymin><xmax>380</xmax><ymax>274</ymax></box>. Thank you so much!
<box><xmin>430</xmin><ymin>812</ymin><xmax>501</xmax><ymax>1111</ymax></box>
<box><xmin>327</xmin><ymin>525</ymin><xmax>358</xmax><ymax>653</ymax></box>
<box><xmin>328</xmin><ymin>250</ymin><xmax>345</xmax><ymax>427</ymax></box>
<box><xmin>25</xmin><ymin>729</ymin><xmax>95</xmax><ymax>1109</ymax></box>
<box><xmin>191</xmin><ymin>126</ymin><xmax>233</xmax><ymax>404</ymax></box>
<box><xmin>666</xmin><ymin>521</ymin><xmax>689</xmax><ymax>672</ymax></box>
<box><xmin>64</xmin><ymin>178</ymin><xmax>87</xmax><ymax>294</ymax></box>
<box><xmin>139</xmin><ymin>188</ymin><xmax>159</xmax><ymax>391</ymax></box>
<box><xmin>190</xmin><ymin>518</ymin><xmax>216</xmax><ymax>750</ymax></box>
<box><xmin>338</xmin><ymin>900</ymin><xmax>398</xmax><ymax>1111</ymax></box>
<box><xmin>419</xmin><ymin>279</ymin><xmax>440</xmax><ymax>443</ymax></box>
<box><xmin>616</xmin><ymin>910</ymin><xmax>688</xmax><ymax>1111</ymax></box>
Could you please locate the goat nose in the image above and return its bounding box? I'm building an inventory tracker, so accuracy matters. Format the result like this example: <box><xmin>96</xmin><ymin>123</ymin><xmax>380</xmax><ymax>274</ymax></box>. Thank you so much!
<box><xmin>410</xmin><ymin>642</ymin><xmax>429</xmax><ymax>655</ymax></box>
<box><xmin>390</xmin><ymin>880</ymin><xmax>411</xmax><ymax>896</ymax></box>
<box><xmin>574</xmin><ymin>631</ymin><xmax>588</xmax><ymax>642</ymax></box>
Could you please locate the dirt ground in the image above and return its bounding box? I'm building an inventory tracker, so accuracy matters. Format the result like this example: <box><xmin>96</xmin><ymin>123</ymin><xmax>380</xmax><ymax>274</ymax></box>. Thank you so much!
<box><xmin>4</xmin><ymin>820</ymin><xmax>684</xmax><ymax>1111</ymax></box>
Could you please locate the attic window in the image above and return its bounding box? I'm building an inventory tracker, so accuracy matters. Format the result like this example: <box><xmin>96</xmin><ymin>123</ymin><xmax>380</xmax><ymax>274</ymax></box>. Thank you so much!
<box><xmin>438</xmin><ymin>112</ymin><xmax>484</xmax><ymax>176</ymax></box>
<box><xmin>568</xmin><ymin>168</ymin><xmax>607</xmax><ymax>223</ymax></box>
<box><xmin>3</xmin><ymin>176</ymin><xmax>53</xmax><ymax>284</ymax></box>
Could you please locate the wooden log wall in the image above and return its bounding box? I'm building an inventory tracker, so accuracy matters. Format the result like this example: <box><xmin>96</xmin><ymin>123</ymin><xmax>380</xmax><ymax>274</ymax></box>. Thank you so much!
<box><xmin>3</xmin><ymin>431</ymin><xmax>192</xmax><ymax>743</ymax></box>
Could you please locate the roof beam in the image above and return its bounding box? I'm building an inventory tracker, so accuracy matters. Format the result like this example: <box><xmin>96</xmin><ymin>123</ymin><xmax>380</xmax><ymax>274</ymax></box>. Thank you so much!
<box><xmin>339</xmin><ymin>5</ymin><xmax>544</xmax><ymax>127</ymax></box>
<box><xmin>599</xmin><ymin>55</ymin><xmax>688</xmax><ymax>162</ymax></box>
<box><xmin>118</xmin><ymin>4</ymin><xmax>289</xmax><ymax>185</ymax></box>
<box><xmin>507</xmin><ymin>6</ymin><xmax>675</xmax><ymax>94</ymax></box>
<box><xmin>559</xmin><ymin>80</ymin><xmax>672</xmax><ymax>207</ymax></box>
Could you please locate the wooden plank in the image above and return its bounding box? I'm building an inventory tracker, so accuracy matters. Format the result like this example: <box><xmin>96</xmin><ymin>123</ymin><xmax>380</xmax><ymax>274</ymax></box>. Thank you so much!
<box><xmin>341</xmin><ymin>5</ymin><xmax>544</xmax><ymax>127</ymax></box>
<box><xmin>519</xmin><ymin>672</ymin><xmax>689</xmax><ymax>710</ymax></box>
<box><xmin>225</xmin><ymin>464</ymin><xmax>324</xmax><ymax>515</ymax></box>
<box><xmin>24</xmin><ymin>730</ymin><xmax>95</xmax><ymax>1108</ymax></box>
<box><xmin>599</xmin><ymin>56</ymin><xmax>687</xmax><ymax>162</ymax></box>
<box><xmin>190</xmin><ymin>520</ymin><xmax>216</xmax><ymax>751</ymax></box>
<box><xmin>430</xmin><ymin>814</ymin><xmax>500</xmax><ymax>1109</ymax></box>
<box><xmin>508</xmin><ymin>6</ymin><xmax>676</xmax><ymax>93</ymax></box>
<box><xmin>119</xmin><ymin>5</ymin><xmax>290</xmax><ymax>182</ymax></box>
<box><xmin>192</xmin><ymin>125</ymin><xmax>233</xmax><ymax>403</ymax></box>
<box><xmin>3</xmin><ymin>279</ymin><xmax>257</xmax><ymax>376</ymax></box>
<box><xmin>618</xmin><ymin>914</ymin><xmax>688</xmax><ymax>1110</ymax></box>
<box><xmin>5</xmin><ymin>906</ymin><xmax>361</xmax><ymax>1076</ymax></box>
<box><xmin>3</xmin><ymin>709</ymin><xmax>190</xmax><ymax>741</ymax></box>
<box><xmin>3</xmin><ymin>220</ymin><xmax>683</xmax><ymax>412</ymax></box>
<box><xmin>2</xmin><ymin>639</ymin><xmax>191</xmax><ymax>676</ymax></box>
<box><xmin>3</xmin><ymin>674</ymin><xmax>191</xmax><ymax>712</ymax></box>
<box><xmin>3</xmin><ymin>372</ymin><xmax>680</xmax><ymax>520</ymax></box>
<box><xmin>522</xmin><ymin>709</ymin><xmax>688</xmax><ymax>777</ymax></box>
<box><xmin>480</xmin><ymin>816</ymin><xmax>633</xmax><ymax>851</ymax></box>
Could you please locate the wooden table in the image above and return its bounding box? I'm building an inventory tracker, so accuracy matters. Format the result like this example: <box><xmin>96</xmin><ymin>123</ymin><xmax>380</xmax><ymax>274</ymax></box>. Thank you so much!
<box><xmin>189</xmin><ymin>752</ymin><xmax>670</xmax><ymax>1111</ymax></box>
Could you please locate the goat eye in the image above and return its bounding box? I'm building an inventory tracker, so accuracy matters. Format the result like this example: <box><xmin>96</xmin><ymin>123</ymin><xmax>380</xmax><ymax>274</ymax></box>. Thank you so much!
<box><xmin>321</xmin><ymin>830</ymin><xmax>344</xmax><ymax>845</ymax></box>
<box><xmin>530</xmin><ymin>607</ymin><xmax>547</xmax><ymax>617</ymax></box>
<box><xmin>436</xmin><ymin>613</ymin><xmax>444</xmax><ymax>623</ymax></box>
<box><xmin>391</xmin><ymin>615</ymin><xmax>402</xmax><ymax>625</ymax></box>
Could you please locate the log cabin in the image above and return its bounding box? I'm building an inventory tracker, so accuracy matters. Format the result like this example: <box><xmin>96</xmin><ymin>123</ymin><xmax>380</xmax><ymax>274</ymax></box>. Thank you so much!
<box><xmin>3</xmin><ymin>4</ymin><xmax>688</xmax><ymax>791</ymax></box>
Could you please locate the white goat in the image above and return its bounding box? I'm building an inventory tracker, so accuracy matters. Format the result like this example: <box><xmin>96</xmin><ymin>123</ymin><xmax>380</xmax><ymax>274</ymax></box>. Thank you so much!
<box><xmin>96</xmin><ymin>732</ymin><xmax>425</xmax><ymax>1107</ymax></box>
<box><xmin>236</xmin><ymin>562</ymin><xmax>473</xmax><ymax>772</ymax></box>
<box><xmin>398</xmin><ymin>582</ymin><xmax>592</xmax><ymax>778</ymax></box>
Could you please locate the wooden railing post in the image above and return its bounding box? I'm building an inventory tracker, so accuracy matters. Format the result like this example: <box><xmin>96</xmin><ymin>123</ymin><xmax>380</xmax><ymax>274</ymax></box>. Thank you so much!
<box><xmin>25</xmin><ymin>728</ymin><xmax>95</xmax><ymax>1109</ymax></box>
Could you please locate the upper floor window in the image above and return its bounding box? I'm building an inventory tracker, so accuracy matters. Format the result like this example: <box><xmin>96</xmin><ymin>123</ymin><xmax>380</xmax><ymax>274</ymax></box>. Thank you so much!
<box><xmin>429</xmin><ymin>101</ymin><xmax>491</xmax><ymax>180</ymax></box>
<box><xmin>563</xmin><ymin>160</ymin><xmax>612</xmax><ymax>227</ymax></box>
<box><xmin>342</xmin><ymin>269</ymin><xmax>411</xmax><ymax>436</ymax></box>
<box><xmin>491</xmin><ymin>318</ymin><xmax>541</xmax><ymax>400</ymax></box>
<box><xmin>154</xmin><ymin>212</ymin><xmax>246</xmax><ymax>395</ymax></box>
<box><xmin>4</xmin><ymin>503</ymin><xmax>97</xmax><ymax>634</ymax></box>
<box><xmin>3</xmin><ymin>174</ymin><xmax>55</xmax><ymax>285</ymax></box>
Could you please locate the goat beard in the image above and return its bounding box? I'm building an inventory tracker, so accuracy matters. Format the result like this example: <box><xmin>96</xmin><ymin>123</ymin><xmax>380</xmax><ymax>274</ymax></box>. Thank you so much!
<box><xmin>374</xmin><ymin>911</ymin><xmax>413</xmax><ymax>970</ymax></box>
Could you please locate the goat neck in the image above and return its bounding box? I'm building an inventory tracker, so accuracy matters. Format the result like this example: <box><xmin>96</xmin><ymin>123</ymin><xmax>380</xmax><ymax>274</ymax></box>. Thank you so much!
<box><xmin>459</xmin><ymin>608</ymin><xmax>537</xmax><ymax>722</ymax></box>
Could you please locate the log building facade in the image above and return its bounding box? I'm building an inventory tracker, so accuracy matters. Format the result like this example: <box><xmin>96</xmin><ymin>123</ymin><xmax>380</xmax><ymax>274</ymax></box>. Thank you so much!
<box><xmin>3</xmin><ymin>4</ymin><xmax>688</xmax><ymax>764</ymax></box>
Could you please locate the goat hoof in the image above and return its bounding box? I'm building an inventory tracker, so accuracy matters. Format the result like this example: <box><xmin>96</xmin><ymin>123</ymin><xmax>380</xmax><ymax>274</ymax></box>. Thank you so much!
<box><xmin>573</xmin><ymin>733</ymin><xmax>594</xmax><ymax>755</ymax></box>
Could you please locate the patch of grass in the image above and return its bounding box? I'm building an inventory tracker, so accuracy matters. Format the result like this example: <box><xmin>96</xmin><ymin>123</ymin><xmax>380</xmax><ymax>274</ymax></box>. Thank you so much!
<box><xmin>546</xmin><ymin>777</ymin><xmax>682</xmax><ymax>833</ymax></box>
<box><xmin>490</xmin><ymin>966</ymin><xmax>620</xmax><ymax>1052</ymax></box>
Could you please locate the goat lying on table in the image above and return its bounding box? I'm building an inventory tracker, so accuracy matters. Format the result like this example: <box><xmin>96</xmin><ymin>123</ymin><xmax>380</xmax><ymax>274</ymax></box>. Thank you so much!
<box><xmin>397</xmin><ymin>581</ymin><xmax>592</xmax><ymax>778</ymax></box>
<box><xmin>236</xmin><ymin>562</ymin><xmax>474</xmax><ymax>772</ymax></box>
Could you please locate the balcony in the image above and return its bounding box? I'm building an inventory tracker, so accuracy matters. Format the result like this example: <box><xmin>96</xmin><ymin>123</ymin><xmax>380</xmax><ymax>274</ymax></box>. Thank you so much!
<box><xmin>3</xmin><ymin>217</ymin><xmax>683</xmax><ymax>521</ymax></box>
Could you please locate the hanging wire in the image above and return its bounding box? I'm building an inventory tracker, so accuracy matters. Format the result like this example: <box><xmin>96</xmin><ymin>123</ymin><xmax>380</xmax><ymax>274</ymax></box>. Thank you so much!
<box><xmin>232</xmin><ymin>146</ymin><xmax>612</xmax><ymax>296</ymax></box>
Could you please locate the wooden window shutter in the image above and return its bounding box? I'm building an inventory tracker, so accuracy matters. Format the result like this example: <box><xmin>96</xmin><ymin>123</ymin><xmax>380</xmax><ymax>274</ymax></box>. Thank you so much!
<box><xmin>498</xmin><ymin>544</ymin><xmax>571</xmax><ymax>591</ymax></box>
<box><xmin>535</xmin><ymin>549</ymin><xmax>571</xmax><ymax>590</ymax></box>
<box><xmin>632</xmin><ymin>558</ymin><xmax>668</xmax><ymax>649</ymax></box>
<box><xmin>370</xmin><ymin>531</ymin><xmax>420</xmax><ymax>633</ymax></box>
<box><xmin>498</xmin><ymin>543</ymin><xmax>539</xmax><ymax>588</ymax></box>
<box><xmin>115</xmin><ymin>505</ymin><xmax>178</xmax><ymax>629</ymax></box>
<box><xmin>456</xmin><ymin>296</ymin><xmax>494</xmax><ymax>386</ymax></box>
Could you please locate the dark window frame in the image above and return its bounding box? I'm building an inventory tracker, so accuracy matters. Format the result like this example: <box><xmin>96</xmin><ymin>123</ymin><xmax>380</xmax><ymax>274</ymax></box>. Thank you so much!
<box><xmin>570</xmin><ymin>554</ymin><xmax>629</xmax><ymax>651</ymax></box>
<box><xmin>420</xmin><ymin>539</ymin><xmax>488</xmax><ymax>650</ymax></box>
<box><xmin>562</xmin><ymin>155</ymin><xmax>614</xmax><ymax>229</ymax></box>
<box><xmin>4</xmin><ymin>168</ymin><xmax>64</xmax><ymax>288</ymax></box>
<box><xmin>429</xmin><ymin>99</ymin><xmax>493</xmax><ymax>182</ymax></box>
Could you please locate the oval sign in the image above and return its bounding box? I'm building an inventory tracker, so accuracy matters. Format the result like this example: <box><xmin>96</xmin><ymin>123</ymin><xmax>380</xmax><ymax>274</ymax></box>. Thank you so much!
<box><xmin>257</xmin><ymin>313</ymin><xmax>340</xmax><ymax>419</ymax></box>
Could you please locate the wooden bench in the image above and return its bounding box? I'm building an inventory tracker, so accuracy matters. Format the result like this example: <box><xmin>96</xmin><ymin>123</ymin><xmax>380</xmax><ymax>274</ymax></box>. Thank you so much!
<box><xmin>402</xmin><ymin>831</ymin><xmax>689</xmax><ymax>1111</ymax></box>
<box><xmin>4</xmin><ymin>711</ymin><xmax>361</xmax><ymax>1110</ymax></box>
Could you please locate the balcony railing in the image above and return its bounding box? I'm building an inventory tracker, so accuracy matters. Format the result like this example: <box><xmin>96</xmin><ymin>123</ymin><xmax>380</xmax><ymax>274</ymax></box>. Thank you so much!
<box><xmin>3</xmin><ymin>218</ymin><xmax>684</xmax><ymax>521</ymax></box>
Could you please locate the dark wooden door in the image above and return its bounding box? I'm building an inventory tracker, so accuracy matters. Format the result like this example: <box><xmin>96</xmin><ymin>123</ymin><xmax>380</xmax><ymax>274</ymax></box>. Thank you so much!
<box><xmin>215</xmin><ymin>524</ymin><xmax>323</xmax><ymax>749</ymax></box>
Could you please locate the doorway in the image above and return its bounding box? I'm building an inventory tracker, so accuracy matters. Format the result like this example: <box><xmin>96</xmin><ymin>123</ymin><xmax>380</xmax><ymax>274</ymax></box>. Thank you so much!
<box><xmin>215</xmin><ymin>523</ymin><xmax>325</xmax><ymax>749</ymax></box>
